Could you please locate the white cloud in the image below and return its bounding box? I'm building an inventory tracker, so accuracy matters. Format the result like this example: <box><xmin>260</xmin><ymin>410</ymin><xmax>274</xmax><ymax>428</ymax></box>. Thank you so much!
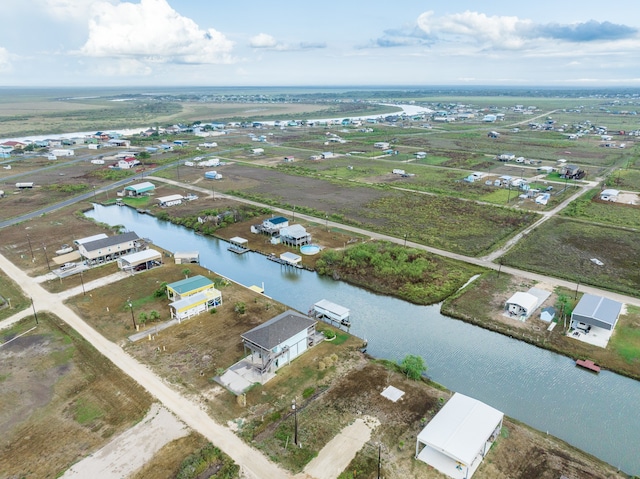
<box><xmin>40</xmin><ymin>0</ymin><xmax>113</xmax><ymax>22</ymax></box>
<box><xmin>417</xmin><ymin>10</ymin><xmax>532</xmax><ymax>50</ymax></box>
<box><xmin>78</xmin><ymin>0</ymin><xmax>234</xmax><ymax>64</ymax></box>
<box><xmin>0</xmin><ymin>47</ymin><xmax>13</xmax><ymax>72</ymax></box>
<box><xmin>250</xmin><ymin>33</ymin><xmax>278</xmax><ymax>49</ymax></box>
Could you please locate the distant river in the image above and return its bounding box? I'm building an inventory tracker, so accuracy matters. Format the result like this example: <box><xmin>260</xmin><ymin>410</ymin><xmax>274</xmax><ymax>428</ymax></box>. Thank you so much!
<box><xmin>87</xmin><ymin>204</ymin><xmax>640</xmax><ymax>475</ymax></box>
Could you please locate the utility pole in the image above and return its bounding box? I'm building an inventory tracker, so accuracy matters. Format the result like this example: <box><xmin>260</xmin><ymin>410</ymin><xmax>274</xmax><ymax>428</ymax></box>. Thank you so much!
<box><xmin>31</xmin><ymin>297</ymin><xmax>38</xmax><ymax>324</ymax></box>
<box><xmin>404</xmin><ymin>234</ymin><xmax>407</xmax><ymax>247</ymax></box>
<box><xmin>26</xmin><ymin>233</ymin><xmax>34</xmax><ymax>260</ymax></box>
<box><xmin>292</xmin><ymin>399</ymin><xmax>298</xmax><ymax>445</ymax></box>
<box><xmin>42</xmin><ymin>244</ymin><xmax>51</xmax><ymax>271</ymax></box>
<box><xmin>128</xmin><ymin>300</ymin><xmax>137</xmax><ymax>330</ymax></box>
<box><xmin>377</xmin><ymin>443</ymin><xmax>382</xmax><ymax>479</ymax></box>
<box><xmin>80</xmin><ymin>271</ymin><xmax>86</xmax><ymax>296</ymax></box>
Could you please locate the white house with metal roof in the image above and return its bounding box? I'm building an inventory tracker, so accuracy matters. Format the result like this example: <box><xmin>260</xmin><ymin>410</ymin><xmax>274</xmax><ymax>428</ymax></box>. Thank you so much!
<box><xmin>279</xmin><ymin>224</ymin><xmax>312</xmax><ymax>247</ymax></box>
<box><xmin>416</xmin><ymin>393</ymin><xmax>503</xmax><ymax>479</ymax></box>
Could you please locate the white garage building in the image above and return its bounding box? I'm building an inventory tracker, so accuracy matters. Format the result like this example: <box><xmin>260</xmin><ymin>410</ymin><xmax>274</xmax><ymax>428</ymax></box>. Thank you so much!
<box><xmin>416</xmin><ymin>393</ymin><xmax>503</xmax><ymax>479</ymax></box>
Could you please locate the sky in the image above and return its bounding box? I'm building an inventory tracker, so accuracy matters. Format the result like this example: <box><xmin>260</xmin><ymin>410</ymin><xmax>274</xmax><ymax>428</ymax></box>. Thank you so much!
<box><xmin>1</xmin><ymin>0</ymin><xmax>640</xmax><ymax>87</ymax></box>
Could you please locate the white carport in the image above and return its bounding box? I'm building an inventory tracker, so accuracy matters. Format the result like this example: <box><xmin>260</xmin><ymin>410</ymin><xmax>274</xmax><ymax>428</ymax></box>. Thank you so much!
<box><xmin>117</xmin><ymin>249</ymin><xmax>162</xmax><ymax>272</ymax></box>
<box><xmin>416</xmin><ymin>393</ymin><xmax>503</xmax><ymax>479</ymax></box>
<box><xmin>505</xmin><ymin>291</ymin><xmax>538</xmax><ymax>319</ymax></box>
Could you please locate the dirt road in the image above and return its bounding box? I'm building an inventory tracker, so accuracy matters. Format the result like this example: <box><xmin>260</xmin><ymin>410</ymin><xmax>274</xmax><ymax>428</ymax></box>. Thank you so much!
<box><xmin>0</xmin><ymin>252</ymin><xmax>293</xmax><ymax>479</ymax></box>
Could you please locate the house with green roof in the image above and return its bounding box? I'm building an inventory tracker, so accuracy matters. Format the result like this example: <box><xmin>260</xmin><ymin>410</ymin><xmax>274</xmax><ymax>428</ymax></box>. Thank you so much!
<box><xmin>166</xmin><ymin>274</ymin><xmax>215</xmax><ymax>301</ymax></box>
<box><xmin>124</xmin><ymin>181</ymin><xmax>155</xmax><ymax>197</ymax></box>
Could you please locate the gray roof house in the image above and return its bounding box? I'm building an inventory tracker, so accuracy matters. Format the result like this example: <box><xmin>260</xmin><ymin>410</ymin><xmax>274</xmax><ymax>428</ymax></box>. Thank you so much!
<box><xmin>78</xmin><ymin>232</ymin><xmax>142</xmax><ymax>265</ymax></box>
<box><xmin>241</xmin><ymin>310</ymin><xmax>317</xmax><ymax>377</ymax></box>
<box><xmin>571</xmin><ymin>294</ymin><xmax>622</xmax><ymax>331</ymax></box>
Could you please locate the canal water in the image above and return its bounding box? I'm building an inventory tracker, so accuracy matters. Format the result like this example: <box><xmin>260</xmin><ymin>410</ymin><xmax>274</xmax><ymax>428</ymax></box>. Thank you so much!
<box><xmin>86</xmin><ymin>204</ymin><xmax>640</xmax><ymax>475</ymax></box>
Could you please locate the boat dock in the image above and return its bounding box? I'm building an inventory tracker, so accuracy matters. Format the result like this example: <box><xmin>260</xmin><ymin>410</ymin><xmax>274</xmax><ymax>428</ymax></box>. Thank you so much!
<box><xmin>576</xmin><ymin>359</ymin><xmax>601</xmax><ymax>373</ymax></box>
<box><xmin>310</xmin><ymin>299</ymin><xmax>351</xmax><ymax>328</ymax></box>
<box><xmin>267</xmin><ymin>252</ymin><xmax>302</xmax><ymax>268</ymax></box>
<box><xmin>228</xmin><ymin>236</ymin><xmax>250</xmax><ymax>254</ymax></box>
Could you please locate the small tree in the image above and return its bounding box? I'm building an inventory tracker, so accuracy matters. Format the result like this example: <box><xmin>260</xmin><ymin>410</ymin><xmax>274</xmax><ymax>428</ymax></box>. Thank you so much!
<box><xmin>234</xmin><ymin>302</ymin><xmax>246</xmax><ymax>315</ymax></box>
<box><xmin>182</xmin><ymin>268</ymin><xmax>191</xmax><ymax>279</ymax></box>
<box><xmin>149</xmin><ymin>310</ymin><xmax>160</xmax><ymax>321</ymax></box>
<box><xmin>400</xmin><ymin>354</ymin><xmax>426</xmax><ymax>380</ymax></box>
<box><xmin>138</xmin><ymin>312</ymin><xmax>148</xmax><ymax>324</ymax></box>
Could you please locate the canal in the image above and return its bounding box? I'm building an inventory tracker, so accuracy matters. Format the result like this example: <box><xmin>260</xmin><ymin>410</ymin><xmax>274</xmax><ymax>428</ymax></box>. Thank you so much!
<box><xmin>86</xmin><ymin>204</ymin><xmax>640</xmax><ymax>475</ymax></box>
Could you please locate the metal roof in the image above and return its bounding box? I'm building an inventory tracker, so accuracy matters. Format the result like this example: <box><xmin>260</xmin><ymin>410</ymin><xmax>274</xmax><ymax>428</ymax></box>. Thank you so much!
<box><xmin>167</xmin><ymin>275</ymin><xmax>213</xmax><ymax>294</ymax></box>
<box><xmin>81</xmin><ymin>231</ymin><xmax>139</xmax><ymax>252</ymax></box>
<box><xmin>125</xmin><ymin>181</ymin><xmax>155</xmax><ymax>193</ymax></box>
<box><xmin>267</xmin><ymin>216</ymin><xmax>288</xmax><ymax>225</ymax></box>
<box><xmin>573</xmin><ymin>294</ymin><xmax>622</xmax><ymax>327</ymax></box>
<box><xmin>242</xmin><ymin>310</ymin><xmax>316</xmax><ymax>350</ymax></box>
<box><xmin>417</xmin><ymin>393</ymin><xmax>503</xmax><ymax>466</ymax></box>
<box><xmin>74</xmin><ymin>233</ymin><xmax>108</xmax><ymax>245</ymax></box>
<box><xmin>119</xmin><ymin>248</ymin><xmax>161</xmax><ymax>265</ymax></box>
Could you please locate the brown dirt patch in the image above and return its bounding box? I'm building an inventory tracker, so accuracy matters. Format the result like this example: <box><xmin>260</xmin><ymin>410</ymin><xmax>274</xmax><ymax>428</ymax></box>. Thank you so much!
<box><xmin>0</xmin><ymin>314</ymin><xmax>152</xmax><ymax>478</ymax></box>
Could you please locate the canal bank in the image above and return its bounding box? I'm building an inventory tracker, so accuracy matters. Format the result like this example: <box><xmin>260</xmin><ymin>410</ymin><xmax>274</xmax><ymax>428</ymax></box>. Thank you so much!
<box><xmin>85</xmin><ymin>204</ymin><xmax>640</xmax><ymax>476</ymax></box>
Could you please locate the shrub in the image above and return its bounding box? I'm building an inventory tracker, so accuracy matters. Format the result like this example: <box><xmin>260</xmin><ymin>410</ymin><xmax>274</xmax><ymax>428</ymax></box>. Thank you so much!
<box><xmin>302</xmin><ymin>387</ymin><xmax>316</xmax><ymax>399</ymax></box>
<box><xmin>234</xmin><ymin>302</ymin><xmax>246</xmax><ymax>314</ymax></box>
<box><xmin>400</xmin><ymin>354</ymin><xmax>427</xmax><ymax>380</ymax></box>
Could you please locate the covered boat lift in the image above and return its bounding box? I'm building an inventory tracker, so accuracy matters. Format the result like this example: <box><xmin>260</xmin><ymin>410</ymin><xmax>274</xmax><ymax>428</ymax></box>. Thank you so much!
<box><xmin>312</xmin><ymin>299</ymin><xmax>351</xmax><ymax>327</ymax></box>
<box><xmin>228</xmin><ymin>236</ymin><xmax>249</xmax><ymax>254</ymax></box>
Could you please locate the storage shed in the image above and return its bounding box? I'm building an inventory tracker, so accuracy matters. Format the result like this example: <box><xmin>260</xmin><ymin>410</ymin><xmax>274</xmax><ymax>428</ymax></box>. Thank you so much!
<box><xmin>416</xmin><ymin>393</ymin><xmax>503</xmax><ymax>479</ymax></box>
<box><xmin>174</xmin><ymin>251</ymin><xmax>199</xmax><ymax>264</ymax></box>
<box><xmin>572</xmin><ymin>294</ymin><xmax>622</xmax><ymax>331</ymax></box>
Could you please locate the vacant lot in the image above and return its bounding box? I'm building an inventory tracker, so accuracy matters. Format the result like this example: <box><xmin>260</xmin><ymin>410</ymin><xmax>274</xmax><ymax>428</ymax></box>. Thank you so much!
<box><xmin>0</xmin><ymin>314</ymin><xmax>152</xmax><ymax>478</ymax></box>
<box><xmin>500</xmin><ymin>217</ymin><xmax>640</xmax><ymax>297</ymax></box>
<box><xmin>210</xmin><ymin>163</ymin><xmax>538</xmax><ymax>256</ymax></box>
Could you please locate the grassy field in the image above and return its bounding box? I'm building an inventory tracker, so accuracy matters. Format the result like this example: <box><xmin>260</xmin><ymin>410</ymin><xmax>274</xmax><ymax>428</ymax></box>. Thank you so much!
<box><xmin>0</xmin><ymin>271</ymin><xmax>29</xmax><ymax>319</ymax></box>
<box><xmin>0</xmin><ymin>313</ymin><xmax>152</xmax><ymax>478</ymax></box>
<box><xmin>500</xmin><ymin>217</ymin><xmax>640</xmax><ymax>297</ymax></box>
<box><xmin>562</xmin><ymin>189</ymin><xmax>640</xmax><ymax>229</ymax></box>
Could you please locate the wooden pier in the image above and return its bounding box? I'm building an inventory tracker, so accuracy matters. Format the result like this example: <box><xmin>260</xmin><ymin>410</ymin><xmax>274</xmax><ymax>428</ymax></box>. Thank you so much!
<box><xmin>576</xmin><ymin>359</ymin><xmax>601</xmax><ymax>373</ymax></box>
